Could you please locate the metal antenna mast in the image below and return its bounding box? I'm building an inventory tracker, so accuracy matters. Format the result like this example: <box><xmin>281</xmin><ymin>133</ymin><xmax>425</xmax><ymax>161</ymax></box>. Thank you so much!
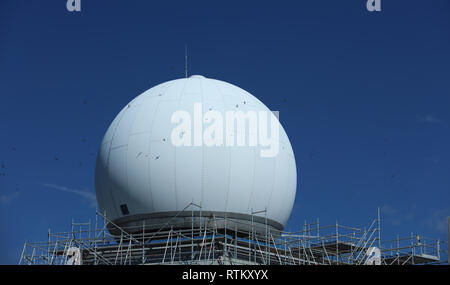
<box><xmin>185</xmin><ymin>44</ymin><xmax>188</xmax><ymax>78</ymax></box>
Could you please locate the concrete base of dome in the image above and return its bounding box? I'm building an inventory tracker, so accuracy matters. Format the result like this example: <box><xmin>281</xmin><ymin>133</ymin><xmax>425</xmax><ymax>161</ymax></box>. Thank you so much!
<box><xmin>107</xmin><ymin>211</ymin><xmax>284</xmax><ymax>237</ymax></box>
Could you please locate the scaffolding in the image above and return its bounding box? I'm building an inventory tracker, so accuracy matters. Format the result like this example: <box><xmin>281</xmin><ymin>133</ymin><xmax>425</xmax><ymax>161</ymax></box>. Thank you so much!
<box><xmin>19</xmin><ymin>206</ymin><xmax>448</xmax><ymax>265</ymax></box>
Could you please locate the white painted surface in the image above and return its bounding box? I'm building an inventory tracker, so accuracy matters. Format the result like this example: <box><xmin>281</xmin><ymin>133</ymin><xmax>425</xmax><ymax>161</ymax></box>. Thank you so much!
<box><xmin>95</xmin><ymin>75</ymin><xmax>297</xmax><ymax>227</ymax></box>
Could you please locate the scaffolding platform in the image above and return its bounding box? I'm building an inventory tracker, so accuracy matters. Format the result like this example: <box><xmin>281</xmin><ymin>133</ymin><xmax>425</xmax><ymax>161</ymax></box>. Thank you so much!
<box><xmin>383</xmin><ymin>253</ymin><xmax>440</xmax><ymax>265</ymax></box>
<box><xmin>19</xmin><ymin>206</ymin><xmax>448</xmax><ymax>265</ymax></box>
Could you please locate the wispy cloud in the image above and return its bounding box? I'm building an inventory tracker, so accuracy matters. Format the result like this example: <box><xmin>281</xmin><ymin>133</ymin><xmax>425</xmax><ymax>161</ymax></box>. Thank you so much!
<box><xmin>380</xmin><ymin>204</ymin><xmax>415</xmax><ymax>226</ymax></box>
<box><xmin>382</xmin><ymin>204</ymin><xmax>450</xmax><ymax>234</ymax></box>
<box><xmin>420</xmin><ymin>207</ymin><xmax>450</xmax><ymax>234</ymax></box>
<box><xmin>0</xmin><ymin>192</ymin><xmax>20</xmax><ymax>204</ymax></box>
<box><xmin>420</xmin><ymin>115</ymin><xmax>441</xmax><ymax>124</ymax></box>
<box><xmin>424</xmin><ymin>156</ymin><xmax>440</xmax><ymax>164</ymax></box>
<box><xmin>39</xmin><ymin>183</ymin><xmax>97</xmax><ymax>208</ymax></box>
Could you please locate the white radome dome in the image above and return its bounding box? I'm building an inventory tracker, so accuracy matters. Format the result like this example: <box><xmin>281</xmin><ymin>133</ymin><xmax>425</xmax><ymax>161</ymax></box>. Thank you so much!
<box><xmin>95</xmin><ymin>75</ymin><xmax>297</xmax><ymax>233</ymax></box>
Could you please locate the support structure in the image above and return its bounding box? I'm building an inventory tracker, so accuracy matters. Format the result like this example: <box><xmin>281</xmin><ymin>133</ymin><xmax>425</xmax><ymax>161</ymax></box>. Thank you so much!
<box><xmin>19</xmin><ymin>209</ymin><xmax>448</xmax><ymax>265</ymax></box>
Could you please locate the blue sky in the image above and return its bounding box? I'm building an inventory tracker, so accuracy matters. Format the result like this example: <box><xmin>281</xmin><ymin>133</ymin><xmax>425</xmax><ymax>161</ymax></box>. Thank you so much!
<box><xmin>0</xmin><ymin>0</ymin><xmax>449</xmax><ymax>264</ymax></box>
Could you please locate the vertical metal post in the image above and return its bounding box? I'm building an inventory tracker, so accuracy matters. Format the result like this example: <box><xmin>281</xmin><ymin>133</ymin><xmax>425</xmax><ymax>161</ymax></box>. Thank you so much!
<box><xmin>224</xmin><ymin>213</ymin><xmax>227</xmax><ymax>257</ymax></box>
<box><xmin>378</xmin><ymin>207</ymin><xmax>381</xmax><ymax>249</ymax></box>
<box><xmin>437</xmin><ymin>239</ymin><xmax>440</xmax><ymax>260</ymax></box>
<box><xmin>448</xmin><ymin>217</ymin><xmax>450</xmax><ymax>265</ymax></box>
<box><xmin>249</xmin><ymin>209</ymin><xmax>252</xmax><ymax>263</ymax></box>
<box><xmin>102</xmin><ymin>210</ymin><xmax>108</xmax><ymax>243</ymax></box>
<box><xmin>212</xmin><ymin>215</ymin><xmax>216</xmax><ymax>262</ymax></box>
<box><xmin>268</xmin><ymin>228</ymin><xmax>271</xmax><ymax>265</ymax></box>
<box><xmin>191</xmin><ymin>204</ymin><xmax>194</xmax><ymax>260</ymax></box>
<box><xmin>170</xmin><ymin>225</ymin><xmax>173</xmax><ymax>264</ymax></box>
<box><xmin>142</xmin><ymin>220</ymin><xmax>145</xmax><ymax>265</ymax></box>
<box><xmin>317</xmin><ymin>217</ymin><xmax>320</xmax><ymax>238</ymax></box>
<box><xmin>94</xmin><ymin>211</ymin><xmax>98</xmax><ymax>265</ymax></box>
<box><xmin>265</xmin><ymin>208</ymin><xmax>268</xmax><ymax>264</ymax></box>
<box><xmin>47</xmin><ymin>228</ymin><xmax>51</xmax><ymax>265</ymax></box>
<box><xmin>179</xmin><ymin>232</ymin><xmax>182</xmax><ymax>263</ymax></box>
<box><xmin>251</xmin><ymin>210</ymin><xmax>256</xmax><ymax>264</ymax></box>
<box><xmin>199</xmin><ymin>205</ymin><xmax>202</xmax><ymax>236</ymax></box>
<box><xmin>235</xmin><ymin>225</ymin><xmax>237</xmax><ymax>260</ymax></box>
<box><xmin>336</xmin><ymin>220</ymin><xmax>339</xmax><ymax>263</ymax></box>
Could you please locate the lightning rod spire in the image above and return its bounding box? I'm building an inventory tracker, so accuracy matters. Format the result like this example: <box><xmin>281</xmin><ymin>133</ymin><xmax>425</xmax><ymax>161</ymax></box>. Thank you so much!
<box><xmin>185</xmin><ymin>44</ymin><xmax>188</xmax><ymax>78</ymax></box>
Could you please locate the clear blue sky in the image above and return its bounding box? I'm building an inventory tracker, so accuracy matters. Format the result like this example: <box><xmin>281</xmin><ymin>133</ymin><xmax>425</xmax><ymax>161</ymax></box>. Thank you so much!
<box><xmin>1</xmin><ymin>0</ymin><xmax>449</xmax><ymax>264</ymax></box>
